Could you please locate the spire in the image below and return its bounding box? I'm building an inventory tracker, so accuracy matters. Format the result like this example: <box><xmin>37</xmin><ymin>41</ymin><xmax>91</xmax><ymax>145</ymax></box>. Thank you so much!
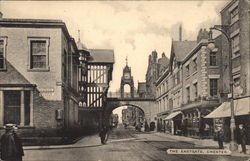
<box><xmin>78</xmin><ymin>30</ymin><xmax>81</xmax><ymax>42</ymax></box>
<box><xmin>126</xmin><ymin>56</ymin><xmax>128</xmax><ymax>66</ymax></box>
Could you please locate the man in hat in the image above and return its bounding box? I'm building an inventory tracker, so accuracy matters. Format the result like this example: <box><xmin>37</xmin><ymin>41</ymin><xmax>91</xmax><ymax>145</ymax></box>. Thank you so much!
<box><xmin>238</xmin><ymin>124</ymin><xmax>247</xmax><ymax>154</ymax></box>
<box><xmin>0</xmin><ymin>123</ymin><xmax>24</xmax><ymax>161</ymax></box>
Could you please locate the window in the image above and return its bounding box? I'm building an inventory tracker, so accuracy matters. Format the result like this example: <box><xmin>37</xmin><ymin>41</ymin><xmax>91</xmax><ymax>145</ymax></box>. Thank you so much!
<box><xmin>230</xmin><ymin>6</ymin><xmax>239</xmax><ymax>23</ymax></box>
<box><xmin>186</xmin><ymin>87</ymin><xmax>190</xmax><ymax>102</ymax></box>
<box><xmin>210</xmin><ymin>52</ymin><xmax>217</xmax><ymax>66</ymax></box>
<box><xmin>210</xmin><ymin>79</ymin><xmax>218</xmax><ymax>97</ymax></box>
<box><xmin>193</xmin><ymin>58</ymin><xmax>197</xmax><ymax>71</ymax></box>
<box><xmin>0</xmin><ymin>38</ymin><xmax>7</xmax><ymax>70</ymax></box>
<box><xmin>186</xmin><ymin>65</ymin><xmax>190</xmax><ymax>77</ymax></box>
<box><xmin>232</xmin><ymin>35</ymin><xmax>240</xmax><ymax>56</ymax></box>
<box><xmin>194</xmin><ymin>83</ymin><xmax>198</xmax><ymax>98</ymax></box>
<box><xmin>234</xmin><ymin>77</ymin><xmax>240</xmax><ymax>87</ymax></box>
<box><xmin>28</xmin><ymin>38</ymin><xmax>49</xmax><ymax>70</ymax></box>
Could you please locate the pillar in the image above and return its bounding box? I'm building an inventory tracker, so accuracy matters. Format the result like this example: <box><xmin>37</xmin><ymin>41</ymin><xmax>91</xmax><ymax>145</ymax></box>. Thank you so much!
<box><xmin>29</xmin><ymin>90</ymin><xmax>34</xmax><ymax>126</ymax></box>
<box><xmin>0</xmin><ymin>91</ymin><xmax>4</xmax><ymax>126</ymax></box>
<box><xmin>20</xmin><ymin>90</ymin><xmax>25</xmax><ymax>126</ymax></box>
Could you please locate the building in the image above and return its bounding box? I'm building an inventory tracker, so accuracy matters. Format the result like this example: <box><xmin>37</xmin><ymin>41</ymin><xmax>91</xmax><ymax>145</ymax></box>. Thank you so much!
<box><xmin>155</xmin><ymin>39</ymin><xmax>196</xmax><ymax>133</ymax></box>
<box><xmin>145</xmin><ymin>51</ymin><xmax>169</xmax><ymax>99</ymax></box>
<box><xmin>0</xmin><ymin>17</ymin><xmax>80</xmax><ymax>136</ymax></box>
<box><xmin>180</xmin><ymin>30</ymin><xmax>221</xmax><ymax>138</ymax></box>
<box><xmin>78</xmin><ymin>48</ymin><xmax>114</xmax><ymax>131</ymax></box>
<box><xmin>205</xmin><ymin>0</ymin><xmax>250</xmax><ymax>144</ymax></box>
<box><xmin>137</xmin><ymin>82</ymin><xmax>146</xmax><ymax>98</ymax></box>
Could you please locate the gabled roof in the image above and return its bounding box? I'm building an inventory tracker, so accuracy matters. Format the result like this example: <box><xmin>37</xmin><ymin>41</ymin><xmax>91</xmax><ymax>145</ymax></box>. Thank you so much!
<box><xmin>171</xmin><ymin>41</ymin><xmax>197</xmax><ymax>62</ymax></box>
<box><xmin>88</xmin><ymin>49</ymin><xmax>114</xmax><ymax>64</ymax></box>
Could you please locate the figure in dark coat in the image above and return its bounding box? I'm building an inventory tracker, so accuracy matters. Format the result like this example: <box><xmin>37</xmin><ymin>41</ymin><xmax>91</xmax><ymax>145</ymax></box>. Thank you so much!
<box><xmin>99</xmin><ymin>126</ymin><xmax>108</xmax><ymax>144</ymax></box>
<box><xmin>238</xmin><ymin>124</ymin><xmax>247</xmax><ymax>154</ymax></box>
<box><xmin>216</xmin><ymin>126</ymin><xmax>224</xmax><ymax>149</ymax></box>
<box><xmin>0</xmin><ymin>124</ymin><xmax>24</xmax><ymax>161</ymax></box>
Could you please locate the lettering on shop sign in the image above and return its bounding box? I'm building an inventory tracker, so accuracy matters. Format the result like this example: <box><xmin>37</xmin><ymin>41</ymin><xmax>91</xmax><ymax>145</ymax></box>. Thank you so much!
<box><xmin>39</xmin><ymin>88</ymin><xmax>55</xmax><ymax>97</ymax></box>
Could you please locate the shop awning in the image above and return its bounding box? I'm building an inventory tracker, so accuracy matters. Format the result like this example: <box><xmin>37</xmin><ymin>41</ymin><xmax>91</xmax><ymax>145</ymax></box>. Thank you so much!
<box><xmin>205</xmin><ymin>97</ymin><xmax>250</xmax><ymax>118</ymax></box>
<box><xmin>164</xmin><ymin>111</ymin><xmax>182</xmax><ymax>120</ymax></box>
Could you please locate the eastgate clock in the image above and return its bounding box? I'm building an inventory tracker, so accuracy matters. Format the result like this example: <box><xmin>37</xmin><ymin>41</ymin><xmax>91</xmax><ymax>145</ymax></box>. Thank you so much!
<box><xmin>124</xmin><ymin>73</ymin><xmax>130</xmax><ymax>79</ymax></box>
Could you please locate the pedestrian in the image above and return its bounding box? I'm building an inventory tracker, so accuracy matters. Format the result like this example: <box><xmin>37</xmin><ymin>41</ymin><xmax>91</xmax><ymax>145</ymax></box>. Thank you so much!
<box><xmin>238</xmin><ymin>124</ymin><xmax>247</xmax><ymax>154</ymax></box>
<box><xmin>0</xmin><ymin>123</ymin><xmax>24</xmax><ymax>161</ymax></box>
<box><xmin>216</xmin><ymin>126</ymin><xmax>224</xmax><ymax>149</ymax></box>
<box><xmin>99</xmin><ymin>125</ymin><xmax>108</xmax><ymax>144</ymax></box>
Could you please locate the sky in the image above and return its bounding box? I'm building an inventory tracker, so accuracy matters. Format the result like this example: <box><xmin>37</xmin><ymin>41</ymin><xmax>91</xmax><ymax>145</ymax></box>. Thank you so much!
<box><xmin>0</xmin><ymin>0</ymin><xmax>227</xmax><ymax>92</ymax></box>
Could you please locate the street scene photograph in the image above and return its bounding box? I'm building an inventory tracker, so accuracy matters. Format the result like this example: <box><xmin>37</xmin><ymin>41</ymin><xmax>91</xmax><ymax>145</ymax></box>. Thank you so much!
<box><xmin>0</xmin><ymin>0</ymin><xmax>249</xmax><ymax>161</ymax></box>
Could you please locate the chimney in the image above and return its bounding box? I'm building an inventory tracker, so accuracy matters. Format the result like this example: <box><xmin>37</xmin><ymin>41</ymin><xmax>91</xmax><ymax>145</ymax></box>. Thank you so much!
<box><xmin>0</xmin><ymin>12</ymin><xmax>3</xmax><ymax>19</ymax></box>
<box><xmin>179</xmin><ymin>24</ymin><xmax>182</xmax><ymax>41</ymax></box>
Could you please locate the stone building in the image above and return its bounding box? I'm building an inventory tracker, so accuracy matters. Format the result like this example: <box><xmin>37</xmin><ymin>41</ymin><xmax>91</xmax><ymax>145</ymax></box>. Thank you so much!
<box><xmin>0</xmin><ymin>17</ymin><xmax>80</xmax><ymax>136</ymax></box>
<box><xmin>145</xmin><ymin>51</ymin><xmax>169</xmax><ymax>99</ymax></box>
<box><xmin>205</xmin><ymin>0</ymin><xmax>250</xmax><ymax>144</ymax></box>
<box><xmin>155</xmin><ymin>40</ymin><xmax>196</xmax><ymax>133</ymax></box>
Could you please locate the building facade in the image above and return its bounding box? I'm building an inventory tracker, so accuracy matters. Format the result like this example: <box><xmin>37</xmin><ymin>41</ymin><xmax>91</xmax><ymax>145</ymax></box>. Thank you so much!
<box><xmin>205</xmin><ymin>0</ymin><xmax>250</xmax><ymax>144</ymax></box>
<box><xmin>145</xmin><ymin>51</ymin><xmax>169</xmax><ymax>99</ymax></box>
<box><xmin>0</xmin><ymin>18</ymin><xmax>80</xmax><ymax>136</ymax></box>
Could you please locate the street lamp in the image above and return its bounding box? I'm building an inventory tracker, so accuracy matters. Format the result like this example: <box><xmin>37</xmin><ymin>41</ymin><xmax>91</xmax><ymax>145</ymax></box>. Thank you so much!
<box><xmin>208</xmin><ymin>25</ymin><xmax>238</xmax><ymax>151</ymax></box>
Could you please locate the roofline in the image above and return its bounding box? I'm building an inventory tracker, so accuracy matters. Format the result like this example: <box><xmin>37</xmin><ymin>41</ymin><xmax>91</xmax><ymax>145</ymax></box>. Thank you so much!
<box><xmin>181</xmin><ymin>40</ymin><xmax>207</xmax><ymax>65</ymax></box>
<box><xmin>155</xmin><ymin>67</ymin><xmax>170</xmax><ymax>86</ymax></box>
<box><xmin>220</xmin><ymin>0</ymin><xmax>237</xmax><ymax>14</ymax></box>
<box><xmin>0</xmin><ymin>18</ymin><xmax>72</xmax><ymax>41</ymax></box>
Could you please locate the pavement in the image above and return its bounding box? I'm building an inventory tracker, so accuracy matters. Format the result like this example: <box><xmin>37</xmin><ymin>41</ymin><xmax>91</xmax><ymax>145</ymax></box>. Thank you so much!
<box><xmin>155</xmin><ymin>132</ymin><xmax>250</xmax><ymax>157</ymax></box>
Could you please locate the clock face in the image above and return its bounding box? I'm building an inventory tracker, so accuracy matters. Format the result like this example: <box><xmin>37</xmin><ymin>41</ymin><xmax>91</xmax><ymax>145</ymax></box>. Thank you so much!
<box><xmin>124</xmin><ymin>73</ymin><xmax>130</xmax><ymax>79</ymax></box>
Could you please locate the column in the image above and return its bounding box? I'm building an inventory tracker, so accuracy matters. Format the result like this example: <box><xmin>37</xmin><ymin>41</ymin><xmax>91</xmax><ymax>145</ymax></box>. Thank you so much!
<box><xmin>29</xmin><ymin>90</ymin><xmax>34</xmax><ymax>126</ymax></box>
<box><xmin>20</xmin><ymin>90</ymin><xmax>25</xmax><ymax>126</ymax></box>
<box><xmin>0</xmin><ymin>91</ymin><xmax>4</xmax><ymax>126</ymax></box>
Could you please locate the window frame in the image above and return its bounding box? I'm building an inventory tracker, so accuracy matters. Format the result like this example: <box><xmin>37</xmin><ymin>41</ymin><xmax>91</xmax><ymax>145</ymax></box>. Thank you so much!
<box><xmin>210</xmin><ymin>79</ymin><xmax>218</xmax><ymax>97</ymax></box>
<box><xmin>209</xmin><ymin>52</ymin><xmax>217</xmax><ymax>66</ymax></box>
<box><xmin>27</xmin><ymin>37</ymin><xmax>50</xmax><ymax>71</ymax></box>
<box><xmin>0</xmin><ymin>37</ymin><xmax>8</xmax><ymax>71</ymax></box>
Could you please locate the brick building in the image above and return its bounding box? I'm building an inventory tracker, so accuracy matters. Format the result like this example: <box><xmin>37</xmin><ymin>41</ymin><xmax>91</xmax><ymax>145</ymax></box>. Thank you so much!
<box><xmin>205</xmin><ymin>0</ymin><xmax>250</xmax><ymax>144</ymax></box>
<box><xmin>0</xmin><ymin>17</ymin><xmax>80</xmax><ymax>136</ymax></box>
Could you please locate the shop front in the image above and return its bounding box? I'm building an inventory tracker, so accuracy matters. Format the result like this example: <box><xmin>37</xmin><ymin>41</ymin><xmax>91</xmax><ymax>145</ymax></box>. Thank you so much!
<box><xmin>205</xmin><ymin>97</ymin><xmax>250</xmax><ymax>144</ymax></box>
<box><xmin>163</xmin><ymin>111</ymin><xmax>182</xmax><ymax>135</ymax></box>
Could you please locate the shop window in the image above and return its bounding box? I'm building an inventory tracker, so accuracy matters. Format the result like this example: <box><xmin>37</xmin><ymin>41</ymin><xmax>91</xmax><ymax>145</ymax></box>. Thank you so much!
<box><xmin>4</xmin><ymin>91</ymin><xmax>21</xmax><ymax>125</ymax></box>
<box><xmin>210</xmin><ymin>79</ymin><xmax>218</xmax><ymax>97</ymax></box>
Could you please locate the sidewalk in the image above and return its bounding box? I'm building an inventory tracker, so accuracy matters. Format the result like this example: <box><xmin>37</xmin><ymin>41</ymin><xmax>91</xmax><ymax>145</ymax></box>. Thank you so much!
<box><xmin>24</xmin><ymin>134</ymin><xmax>101</xmax><ymax>150</ymax></box>
<box><xmin>155</xmin><ymin>132</ymin><xmax>250</xmax><ymax>157</ymax></box>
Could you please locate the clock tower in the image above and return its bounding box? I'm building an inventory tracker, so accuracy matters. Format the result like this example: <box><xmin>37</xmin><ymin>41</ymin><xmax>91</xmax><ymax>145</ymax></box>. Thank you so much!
<box><xmin>120</xmin><ymin>57</ymin><xmax>134</xmax><ymax>98</ymax></box>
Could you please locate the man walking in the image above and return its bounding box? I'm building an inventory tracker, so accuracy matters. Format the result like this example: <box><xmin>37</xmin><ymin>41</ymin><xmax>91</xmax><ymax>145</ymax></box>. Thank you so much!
<box><xmin>0</xmin><ymin>123</ymin><xmax>24</xmax><ymax>161</ymax></box>
<box><xmin>238</xmin><ymin>124</ymin><xmax>247</xmax><ymax>154</ymax></box>
<box><xmin>216</xmin><ymin>126</ymin><xmax>224</xmax><ymax>149</ymax></box>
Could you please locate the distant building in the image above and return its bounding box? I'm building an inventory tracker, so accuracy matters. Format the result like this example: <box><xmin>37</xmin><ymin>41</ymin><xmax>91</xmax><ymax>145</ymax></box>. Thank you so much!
<box><xmin>0</xmin><ymin>18</ymin><xmax>80</xmax><ymax>136</ymax></box>
<box><xmin>145</xmin><ymin>51</ymin><xmax>169</xmax><ymax>99</ymax></box>
<box><xmin>137</xmin><ymin>82</ymin><xmax>146</xmax><ymax>98</ymax></box>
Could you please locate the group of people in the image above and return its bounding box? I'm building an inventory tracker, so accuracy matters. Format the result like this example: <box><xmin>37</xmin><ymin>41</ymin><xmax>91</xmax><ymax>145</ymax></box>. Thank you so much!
<box><xmin>0</xmin><ymin>123</ymin><xmax>24</xmax><ymax>161</ymax></box>
<box><xmin>216</xmin><ymin>124</ymin><xmax>247</xmax><ymax>154</ymax></box>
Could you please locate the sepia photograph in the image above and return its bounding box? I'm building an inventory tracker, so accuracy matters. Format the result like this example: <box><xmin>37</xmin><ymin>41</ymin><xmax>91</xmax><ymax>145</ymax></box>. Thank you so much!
<box><xmin>0</xmin><ymin>0</ymin><xmax>249</xmax><ymax>160</ymax></box>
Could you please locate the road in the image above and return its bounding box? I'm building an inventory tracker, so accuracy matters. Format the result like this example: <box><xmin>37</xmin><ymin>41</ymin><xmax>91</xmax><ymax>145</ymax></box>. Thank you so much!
<box><xmin>24</xmin><ymin>124</ymin><xmax>249</xmax><ymax>161</ymax></box>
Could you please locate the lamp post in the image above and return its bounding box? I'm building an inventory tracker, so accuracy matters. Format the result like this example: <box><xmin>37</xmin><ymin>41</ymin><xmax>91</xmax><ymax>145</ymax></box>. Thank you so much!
<box><xmin>208</xmin><ymin>25</ymin><xmax>238</xmax><ymax>151</ymax></box>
